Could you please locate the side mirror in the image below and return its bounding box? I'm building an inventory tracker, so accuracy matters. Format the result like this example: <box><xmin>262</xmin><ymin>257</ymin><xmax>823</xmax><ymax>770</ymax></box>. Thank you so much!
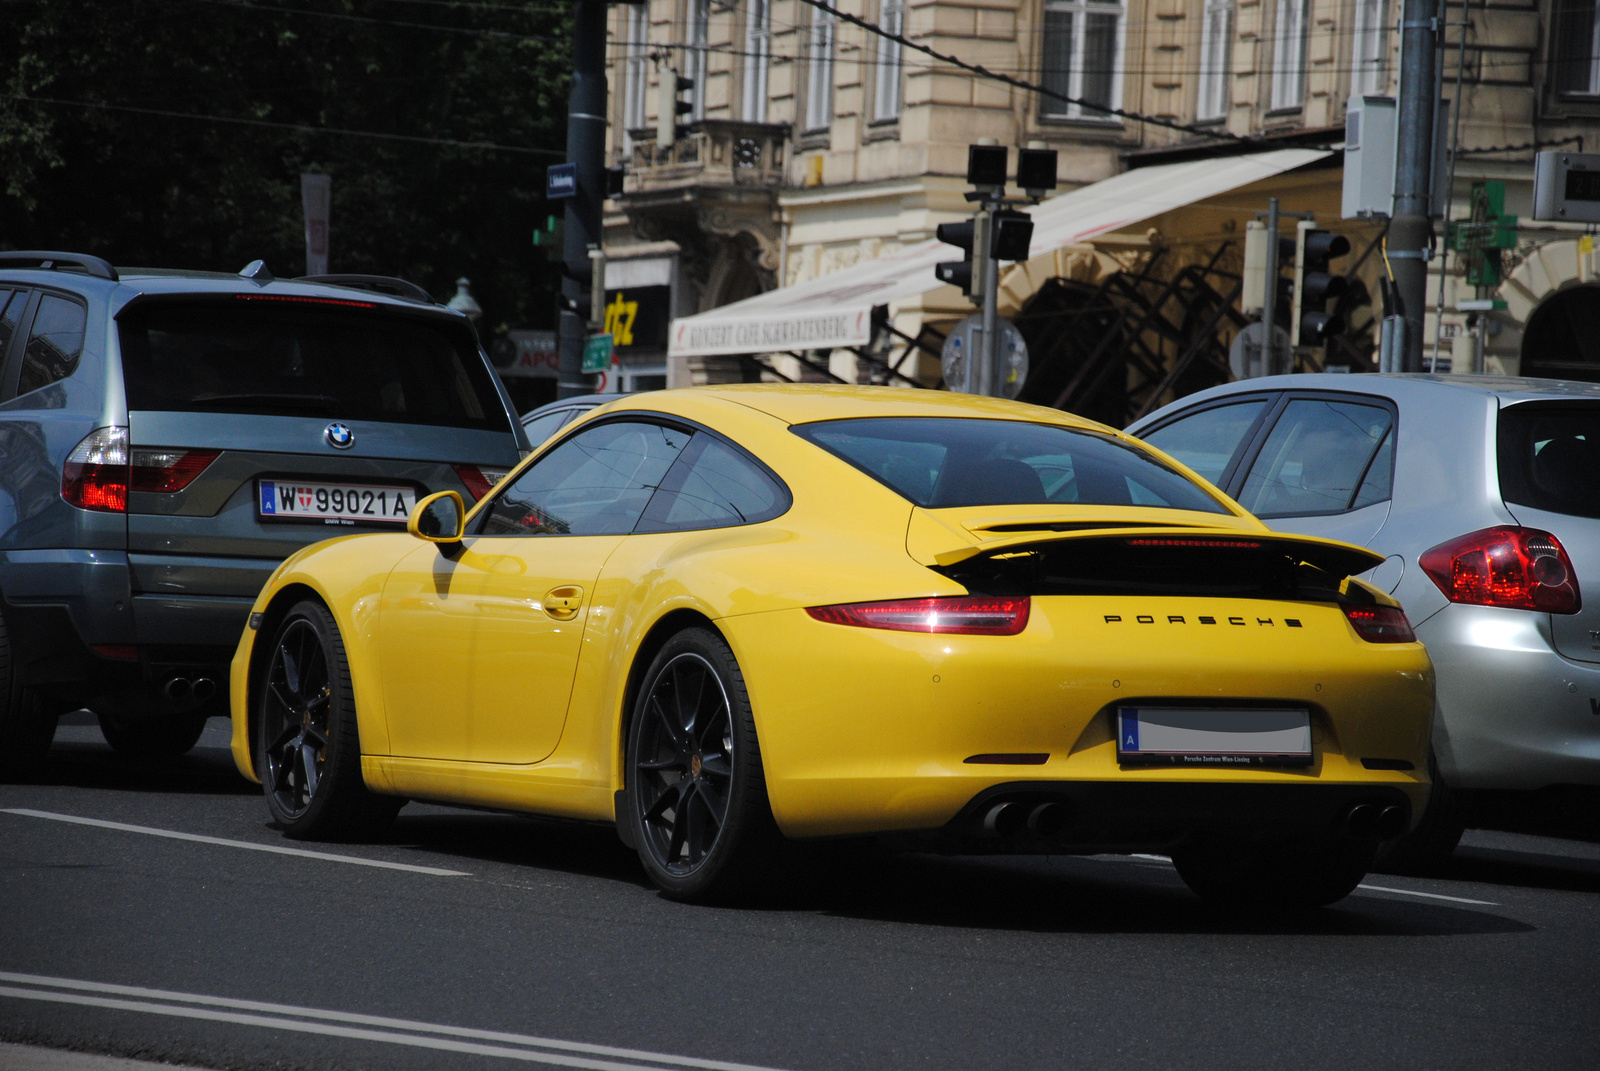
<box><xmin>407</xmin><ymin>491</ymin><xmax>465</xmax><ymax>543</ymax></box>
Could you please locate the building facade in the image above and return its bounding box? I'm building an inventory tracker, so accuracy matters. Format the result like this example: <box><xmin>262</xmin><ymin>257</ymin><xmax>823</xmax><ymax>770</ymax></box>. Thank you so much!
<box><xmin>601</xmin><ymin>0</ymin><xmax>1600</xmax><ymax>404</ymax></box>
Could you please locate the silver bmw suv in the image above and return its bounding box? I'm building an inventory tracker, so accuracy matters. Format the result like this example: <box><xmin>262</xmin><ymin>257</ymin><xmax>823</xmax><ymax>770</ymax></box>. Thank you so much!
<box><xmin>1129</xmin><ymin>374</ymin><xmax>1600</xmax><ymax>864</ymax></box>
<box><xmin>0</xmin><ymin>252</ymin><xmax>527</xmax><ymax>773</ymax></box>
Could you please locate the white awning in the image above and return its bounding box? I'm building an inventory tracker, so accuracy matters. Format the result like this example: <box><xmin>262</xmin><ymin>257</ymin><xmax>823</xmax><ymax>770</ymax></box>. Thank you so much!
<box><xmin>667</xmin><ymin>147</ymin><xmax>1332</xmax><ymax>359</ymax></box>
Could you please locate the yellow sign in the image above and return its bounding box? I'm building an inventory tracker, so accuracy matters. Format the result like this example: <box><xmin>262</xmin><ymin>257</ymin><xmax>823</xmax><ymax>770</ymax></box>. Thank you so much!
<box><xmin>603</xmin><ymin>292</ymin><xmax>637</xmax><ymax>346</ymax></box>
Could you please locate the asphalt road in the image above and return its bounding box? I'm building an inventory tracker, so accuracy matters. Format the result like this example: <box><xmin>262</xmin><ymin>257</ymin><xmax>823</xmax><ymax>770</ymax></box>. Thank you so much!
<box><xmin>3</xmin><ymin>714</ymin><xmax>1598</xmax><ymax>1071</ymax></box>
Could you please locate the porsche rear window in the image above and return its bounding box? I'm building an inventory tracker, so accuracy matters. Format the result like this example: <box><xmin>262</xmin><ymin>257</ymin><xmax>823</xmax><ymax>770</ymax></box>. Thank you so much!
<box><xmin>117</xmin><ymin>301</ymin><xmax>509</xmax><ymax>431</ymax></box>
<box><xmin>793</xmin><ymin>417</ymin><xmax>1227</xmax><ymax>513</ymax></box>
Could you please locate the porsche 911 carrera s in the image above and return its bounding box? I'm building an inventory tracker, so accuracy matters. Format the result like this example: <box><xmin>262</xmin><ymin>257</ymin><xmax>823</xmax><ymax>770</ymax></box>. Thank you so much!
<box><xmin>230</xmin><ymin>386</ymin><xmax>1433</xmax><ymax>908</ymax></box>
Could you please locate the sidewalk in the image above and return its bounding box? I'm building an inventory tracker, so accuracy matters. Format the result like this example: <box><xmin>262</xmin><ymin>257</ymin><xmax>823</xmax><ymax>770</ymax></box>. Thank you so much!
<box><xmin>0</xmin><ymin>1043</ymin><xmax>211</xmax><ymax>1071</ymax></box>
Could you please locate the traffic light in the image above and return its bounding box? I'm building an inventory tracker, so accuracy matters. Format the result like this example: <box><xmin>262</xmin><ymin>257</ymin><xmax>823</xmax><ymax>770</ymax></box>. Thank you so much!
<box><xmin>992</xmin><ymin>208</ymin><xmax>1033</xmax><ymax>262</ymax></box>
<box><xmin>1241</xmin><ymin>220</ymin><xmax>1295</xmax><ymax>318</ymax></box>
<box><xmin>1291</xmin><ymin>221</ymin><xmax>1352</xmax><ymax>347</ymax></box>
<box><xmin>656</xmin><ymin>69</ymin><xmax>694</xmax><ymax>147</ymax></box>
<box><xmin>532</xmin><ymin>213</ymin><xmax>563</xmax><ymax>258</ymax></box>
<box><xmin>935</xmin><ymin>216</ymin><xmax>988</xmax><ymax>302</ymax></box>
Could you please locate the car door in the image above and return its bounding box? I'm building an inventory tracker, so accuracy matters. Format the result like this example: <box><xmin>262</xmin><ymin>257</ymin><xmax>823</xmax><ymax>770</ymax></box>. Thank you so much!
<box><xmin>378</xmin><ymin>418</ymin><xmax>691</xmax><ymax>764</ymax></box>
<box><xmin>1229</xmin><ymin>393</ymin><xmax>1396</xmax><ymax>548</ymax></box>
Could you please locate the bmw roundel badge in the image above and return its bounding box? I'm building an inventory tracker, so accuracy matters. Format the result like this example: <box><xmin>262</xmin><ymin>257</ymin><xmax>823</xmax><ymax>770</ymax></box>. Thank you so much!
<box><xmin>324</xmin><ymin>422</ymin><xmax>355</xmax><ymax>449</ymax></box>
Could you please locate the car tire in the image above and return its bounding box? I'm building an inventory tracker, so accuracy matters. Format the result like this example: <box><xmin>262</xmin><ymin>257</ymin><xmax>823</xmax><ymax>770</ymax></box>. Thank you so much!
<box><xmin>1171</xmin><ymin>835</ymin><xmax>1376</xmax><ymax>910</ymax></box>
<box><xmin>624</xmin><ymin>626</ymin><xmax>782</xmax><ymax>902</ymax></box>
<box><xmin>1373</xmin><ymin>752</ymin><xmax>1465</xmax><ymax>875</ymax></box>
<box><xmin>97</xmin><ymin>711</ymin><xmax>208</xmax><ymax>758</ymax></box>
<box><xmin>0</xmin><ymin>606</ymin><xmax>58</xmax><ymax>781</ymax></box>
<box><xmin>257</xmin><ymin>599</ymin><xmax>400</xmax><ymax>841</ymax></box>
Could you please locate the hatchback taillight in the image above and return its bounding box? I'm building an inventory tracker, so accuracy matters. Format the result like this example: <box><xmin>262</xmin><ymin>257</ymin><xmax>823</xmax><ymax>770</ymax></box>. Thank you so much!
<box><xmin>130</xmin><ymin>448</ymin><xmax>220</xmax><ymax>493</ymax></box>
<box><xmin>806</xmin><ymin>596</ymin><xmax>1031</xmax><ymax>635</ymax></box>
<box><xmin>62</xmin><ymin>426</ymin><xmax>130</xmax><ymax>512</ymax></box>
<box><xmin>452</xmin><ymin>464</ymin><xmax>510</xmax><ymax>502</ymax></box>
<box><xmin>1419</xmin><ymin>526</ymin><xmax>1581</xmax><ymax>614</ymax></box>
<box><xmin>1343</xmin><ymin>604</ymin><xmax>1417</xmax><ymax>643</ymax></box>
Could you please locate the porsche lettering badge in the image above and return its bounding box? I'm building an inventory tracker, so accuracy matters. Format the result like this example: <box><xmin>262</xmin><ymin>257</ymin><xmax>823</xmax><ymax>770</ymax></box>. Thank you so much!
<box><xmin>1104</xmin><ymin>614</ymin><xmax>1303</xmax><ymax>628</ymax></box>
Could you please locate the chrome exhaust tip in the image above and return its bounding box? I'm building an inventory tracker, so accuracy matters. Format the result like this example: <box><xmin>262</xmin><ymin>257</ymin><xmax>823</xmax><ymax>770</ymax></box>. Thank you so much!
<box><xmin>1026</xmin><ymin>802</ymin><xmax>1071</xmax><ymax>837</ymax></box>
<box><xmin>1376</xmin><ymin>805</ymin><xmax>1408</xmax><ymax>840</ymax></box>
<box><xmin>161</xmin><ymin>677</ymin><xmax>192</xmax><ymax>701</ymax></box>
<box><xmin>1345</xmin><ymin>803</ymin><xmax>1380</xmax><ymax>839</ymax></box>
<box><xmin>983</xmin><ymin>802</ymin><xmax>1025</xmax><ymax>836</ymax></box>
<box><xmin>190</xmin><ymin>677</ymin><xmax>216</xmax><ymax>701</ymax></box>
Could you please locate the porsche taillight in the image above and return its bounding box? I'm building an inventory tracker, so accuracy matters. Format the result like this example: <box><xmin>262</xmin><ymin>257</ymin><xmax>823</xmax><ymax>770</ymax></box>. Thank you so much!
<box><xmin>806</xmin><ymin>596</ymin><xmax>1031</xmax><ymax>635</ymax></box>
<box><xmin>62</xmin><ymin>426</ymin><xmax>130</xmax><ymax>512</ymax></box>
<box><xmin>1342</xmin><ymin>604</ymin><xmax>1417</xmax><ymax>643</ymax></box>
<box><xmin>1419</xmin><ymin>526</ymin><xmax>1581</xmax><ymax>614</ymax></box>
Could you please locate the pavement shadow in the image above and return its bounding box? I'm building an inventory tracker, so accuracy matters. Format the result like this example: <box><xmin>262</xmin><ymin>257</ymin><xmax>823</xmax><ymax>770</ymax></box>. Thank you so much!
<box><xmin>765</xmin><ymin>846</ymin><xmax>1535</xmax><ymax>938</ymax></box>
<box><xmin>12</xmin><ymin>713</ymin><xmax>258</xmax><ymax>797</ymax></box>
<box><xmin>1398</xmin><ymin>843</ymin><xmax>1600</xmax><ymax>896</ymax></box>
<box><xmin>383</xmin><ymin>808</ymin><xmax>651</xmax><ymax>888</ymax></box>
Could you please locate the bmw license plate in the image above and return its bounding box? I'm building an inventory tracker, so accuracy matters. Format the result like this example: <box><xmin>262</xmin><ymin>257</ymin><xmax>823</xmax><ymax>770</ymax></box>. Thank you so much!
<box><xmin>1116</xmin><ymin>706</ymin><xmax>1313</xmax><ymax>767</ymax></box>
<box><xmin>257</xmin><ymin>480</ymin><xmax>416</xmax><ymax>526</ymax></box>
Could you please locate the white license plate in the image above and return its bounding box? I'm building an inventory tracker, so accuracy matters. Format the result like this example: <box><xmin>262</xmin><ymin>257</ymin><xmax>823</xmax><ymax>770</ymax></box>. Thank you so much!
<box><xmin>1116</xmin><ymin>706</ymin><xmax>1312</xmax><ymax>767</ymax></box>
<box><xmin>257</xmin><ymin>480</ymin><xmax>416</xmax><ymax>526</ymax></box>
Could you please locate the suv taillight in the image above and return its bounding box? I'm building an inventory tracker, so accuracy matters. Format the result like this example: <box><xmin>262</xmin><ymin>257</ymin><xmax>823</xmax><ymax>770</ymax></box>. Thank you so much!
<box><xmin>62</xmin><ymin>426</ymin><xmax>130</xmax><ymax>512</ymax></box>
<box><xmin>452</xmin><ymin>464</ymin><xmax>510</xmax><ymax>502</ymax></box>
<box><xmin>1419</xmin><ymin>526</ymin><xmax>1581</xmax><ymax>614</ymax></box>
<box><xmin>806</xmin><ymin>596</ymin><xmax>1031</xmax><ymax>635</ymax></box>
<box><xmin>131</xmin><ymin>448</ymin><xmax>220</xmax><ymax>493</ymax></box>
<box><xmin>1343</xmin><ymin>604</ymin><xmax>1417</xmax><ymax>643</ymax></box>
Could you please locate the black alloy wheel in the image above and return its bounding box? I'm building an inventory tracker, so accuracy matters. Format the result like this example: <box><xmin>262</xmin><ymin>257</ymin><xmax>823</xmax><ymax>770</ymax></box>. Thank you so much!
<box><xmin>257</xmin><ymin>600</ymin><xmax>400</xmax><ymax>840</ymax></box>
<box><xmin>626</xmin><ymin>628</ymin><xmax>780</xmax><ymax>901</ymax></box>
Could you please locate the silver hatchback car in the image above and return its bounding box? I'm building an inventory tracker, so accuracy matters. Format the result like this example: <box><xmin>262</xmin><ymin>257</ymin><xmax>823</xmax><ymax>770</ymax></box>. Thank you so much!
<box><xmin>1129</xmin><ymin>374</ymin><xmax>1600</xmax><ymax>864</ymax></box>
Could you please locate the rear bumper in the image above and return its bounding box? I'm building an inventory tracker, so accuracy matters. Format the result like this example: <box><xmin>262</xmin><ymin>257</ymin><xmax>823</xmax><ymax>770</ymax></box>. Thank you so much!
<box><xmin>1421</xmin><ymin>603</ymin><xmax>1600</xmax><ymax>790</ymax></box>
<box><xmin>721</xmin><ymin>599</ymin><xmax>1434</xmax><ymax>839</ymax></box>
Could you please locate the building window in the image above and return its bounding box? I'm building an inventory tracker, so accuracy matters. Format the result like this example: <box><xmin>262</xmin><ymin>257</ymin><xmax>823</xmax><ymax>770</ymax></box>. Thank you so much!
<box><xmin>623</xmin><ymin>4</ymin><xmax>648</xmax><ymax>151</ymax></box>
<box><xmin>1269</xmin><ymin>0</ymin><xmax>1309</xmax><ymax>110</ymax></box>
<box><xmin>1039</xmin><ymin>0</ymin><xmax>1124</xmax><ymax>121</ymax></box>
<box><xmin>1349</xmin><ymin>0</ymin><xmax>1389</xmax><ymax>96</ymax></box>
<box><xmin>687</xmin><ymin>0</ymin><xmax>709</xmax><ymax>122</ymax></box>
<box><xmin>805</xmin><ymin>3</ymin><xmax>836</xmax><ymax>133</ymax></box>
<box><xmin>1554</xmin><ymin>0</ymin><xmax>1600</xmax><ymax>95</ymax></box>
<box><xmin>1196</xmin><ymin>0</ymin><xmax>1233</xmax><ymax>121</ymax></box>
<box><xmin>874</xmin><ymin>0</ymin><xmax>906</xmax><ymax>122</ymax></box>
<box><xmin>743</xmin><ymin>0</ymin><xmax>771</xmax><ymax>121</ymax></box>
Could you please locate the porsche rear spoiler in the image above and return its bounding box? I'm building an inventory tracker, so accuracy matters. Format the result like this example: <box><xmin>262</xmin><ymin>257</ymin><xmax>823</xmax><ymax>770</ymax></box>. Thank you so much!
<box><xmin>906</xmin><ymin>508</ymin><xmax>1384</xmax><ymax>581</ymax></box>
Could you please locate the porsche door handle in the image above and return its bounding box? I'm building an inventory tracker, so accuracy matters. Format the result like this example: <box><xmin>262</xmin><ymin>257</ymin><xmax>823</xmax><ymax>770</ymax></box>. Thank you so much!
<box><xmin>542</xmin><ymin>586</ymin><xmax>584</xmax><ymax>619</ymax></box>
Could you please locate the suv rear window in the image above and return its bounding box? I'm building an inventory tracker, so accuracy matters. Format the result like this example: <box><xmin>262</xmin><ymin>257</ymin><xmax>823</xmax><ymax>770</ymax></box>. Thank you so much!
<box><xmin>793</xmin><ymin>417</ymin><xmax>1228</xmax><ymax>513</ymax></box>
<box><xmin>116</xmin><ymin>300</ymin><xmax>508</xmax><ymax>431</ymax></box>
<box><xmin>1498</xmin><ymin>403</ymin><xmax>1600</xmax><ymax>519</ymax></box>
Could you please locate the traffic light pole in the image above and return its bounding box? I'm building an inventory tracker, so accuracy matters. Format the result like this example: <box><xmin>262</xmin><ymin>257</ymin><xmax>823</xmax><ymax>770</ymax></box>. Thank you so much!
<box><xmin>1391</xmin><ymin>0</ymin><xmax>1439</xmax><ymax>373</ymax></box>
<box><xmin>1261</xmin><ymin>198</ymin><xmax>1281</xmax><ymax>376</ymax></box>
<box><xmin>557</xmin><ymin>0</ymin><xmax>607</xmax><ymax>399</ymax></box>
<box><xmin>979</xmin><ymin>196</ymin><xmax>1001</xmax><ymax>397</ymax></box>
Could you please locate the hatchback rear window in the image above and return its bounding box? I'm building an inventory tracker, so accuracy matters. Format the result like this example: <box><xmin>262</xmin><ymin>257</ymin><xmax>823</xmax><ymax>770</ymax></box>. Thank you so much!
<box><xmin>793</xmin><ymin>417</ymin><xmax>1228</xmax><ymax>513</ymax></box>
<box><xmin>1498</xmin><ymin>403</ymin><xmax>1600</xmax><ymax>519</ymax></box>
<box><xmin>116</xmin><ymin>300</ymin><xmax>509</xmax><ymax>431</ymax></box>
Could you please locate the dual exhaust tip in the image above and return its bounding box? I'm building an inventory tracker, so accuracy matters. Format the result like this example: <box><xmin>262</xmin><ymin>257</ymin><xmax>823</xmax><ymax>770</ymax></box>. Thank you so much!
<box><xmin>1345</xmin><ymin>802</ymin><xmax>1409</xmax><ymax>840</ymax></box>
<box><xmin>983</xmin><ymin>800</ymin><xmax>1071</xmax><ymax>838</ymax></box>
<box><xmin>161</xmin><ymin>677</ymin><xmax>216</xmax><ymax>702</ymax></box>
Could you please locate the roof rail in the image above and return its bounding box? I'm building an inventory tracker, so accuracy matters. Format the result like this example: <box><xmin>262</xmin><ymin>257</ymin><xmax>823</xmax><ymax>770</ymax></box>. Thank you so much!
<box><xmin>297</xmin><ymin>274</ymin><xmax>434</xmax><ymax>304</ymax></box>
<box><xmin>0</xmin><ymin>251</ymin><xmax>119</xmax><ymax>281</ymax></box>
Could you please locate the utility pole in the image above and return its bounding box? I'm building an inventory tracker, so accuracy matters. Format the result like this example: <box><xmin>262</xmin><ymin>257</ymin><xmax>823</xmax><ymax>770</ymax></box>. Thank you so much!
<box><xmin>1391</xmin><ymin>0</ymin><xmax>1440</xmax><ymax>372</ymax></box>
<box><xmin>557</xmin><ymin>0</ymin><xmax>608</xmax><ymax>399</ymax></box>
<box><xmin>1261</xmin><ymin>198</ymin><xmax>1281</xmax><ymax>375</ymax></box>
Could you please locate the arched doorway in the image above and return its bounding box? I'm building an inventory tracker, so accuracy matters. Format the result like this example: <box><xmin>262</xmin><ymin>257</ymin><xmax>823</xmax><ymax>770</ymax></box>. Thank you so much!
<box><xmin>1522</xmin><ymin>284</ymin><xmax>1600</xmax><ymax>382</ymax></box>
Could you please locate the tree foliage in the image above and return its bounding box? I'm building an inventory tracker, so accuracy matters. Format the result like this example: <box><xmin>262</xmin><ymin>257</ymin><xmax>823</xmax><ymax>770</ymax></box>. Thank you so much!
<box><xmin>0</xmin><ymin>0</ymin><xmax>572</xmax><ymax>334</ymax></box>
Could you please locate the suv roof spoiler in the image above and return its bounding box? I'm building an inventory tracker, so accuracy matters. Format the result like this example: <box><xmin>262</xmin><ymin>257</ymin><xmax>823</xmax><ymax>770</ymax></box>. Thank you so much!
<box><xmin>0</xmin><ymin>251</ymin><xmax>119</xmax><ymax>281</ymax></box>
<box><xmin>297</xmin><ymin>274</ymin><xmax>434</xmax><ymax>304</ymax></box>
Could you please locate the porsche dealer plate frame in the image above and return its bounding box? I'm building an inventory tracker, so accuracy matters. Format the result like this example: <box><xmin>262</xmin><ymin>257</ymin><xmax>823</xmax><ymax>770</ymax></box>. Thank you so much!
<box><xmin>257</xmin><ymin>479</ymin><xmax>417</xmax><ymax>527</ymax></box>
<box><xmin>1116</xmin><ymin>706</ymin><xmax>1313</xmax><ymax>767</ymax></box>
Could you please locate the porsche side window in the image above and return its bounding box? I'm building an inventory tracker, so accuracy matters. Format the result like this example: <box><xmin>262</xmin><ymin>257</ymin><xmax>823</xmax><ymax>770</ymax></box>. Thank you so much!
<box><xmin>479</xmin><ymin>420</ymin><xmax>690</xmax><ymax>536</ymax></box>
<box><xmin>1139</xmin><ymin>399</ymin><xmax>1268</xmax><ymax>486</ymax></box>
<box><xmin>636</xmin><ymin>435</ymin><xmax>789</xmax><ymax>532</ymax></box>
<box><xmin>1237</xmin><ymin>399</ymin><xmax>1394</xmax><ymax>518</ymax></box>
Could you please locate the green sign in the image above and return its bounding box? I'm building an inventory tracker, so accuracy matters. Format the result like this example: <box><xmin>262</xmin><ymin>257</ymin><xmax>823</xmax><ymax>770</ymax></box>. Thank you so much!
<box><xmin>581</xmin><ymin>333</ymin><xmax>614</xmax><ymax>374</ymax></box>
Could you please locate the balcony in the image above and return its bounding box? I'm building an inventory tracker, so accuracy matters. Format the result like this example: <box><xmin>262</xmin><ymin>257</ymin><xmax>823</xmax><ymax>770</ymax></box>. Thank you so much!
<box><xmin>625</xmin><ymin>120</ymin><xmax>789</xmax><ymax>194</ymax></box>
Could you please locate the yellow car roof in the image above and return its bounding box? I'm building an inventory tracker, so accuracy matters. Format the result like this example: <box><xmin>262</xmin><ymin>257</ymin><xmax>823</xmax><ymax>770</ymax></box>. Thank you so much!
<box><xmin>661</xmin><ymin>384</ymin><xmax>1116</xmax><ymax>432</ymax></box>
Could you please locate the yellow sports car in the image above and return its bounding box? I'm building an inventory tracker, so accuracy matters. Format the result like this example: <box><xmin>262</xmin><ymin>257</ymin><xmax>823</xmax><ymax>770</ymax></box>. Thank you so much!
<box><xmin>230</xmin><ymin>385</ymin><xmax>1433</xmax><ymax>908</ymax></box>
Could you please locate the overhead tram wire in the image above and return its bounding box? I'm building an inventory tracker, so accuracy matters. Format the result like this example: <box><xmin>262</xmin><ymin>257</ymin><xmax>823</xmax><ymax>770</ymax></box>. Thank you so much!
<box><xmin>7</xmin><ymin>95</ymin><xmax>566</xmax><ymax>156</ymax></box>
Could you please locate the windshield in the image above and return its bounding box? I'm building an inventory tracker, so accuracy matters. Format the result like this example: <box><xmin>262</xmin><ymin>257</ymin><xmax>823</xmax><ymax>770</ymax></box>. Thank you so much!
<box><xmin>793</xmin><ymin>417</ymin><xmax>1228</xmax><ymax>513</ymax></box>
<box><xmin>117</xmin><ymin>300</ymin><xmax>509</xmax><ymax>431</ymax></box>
